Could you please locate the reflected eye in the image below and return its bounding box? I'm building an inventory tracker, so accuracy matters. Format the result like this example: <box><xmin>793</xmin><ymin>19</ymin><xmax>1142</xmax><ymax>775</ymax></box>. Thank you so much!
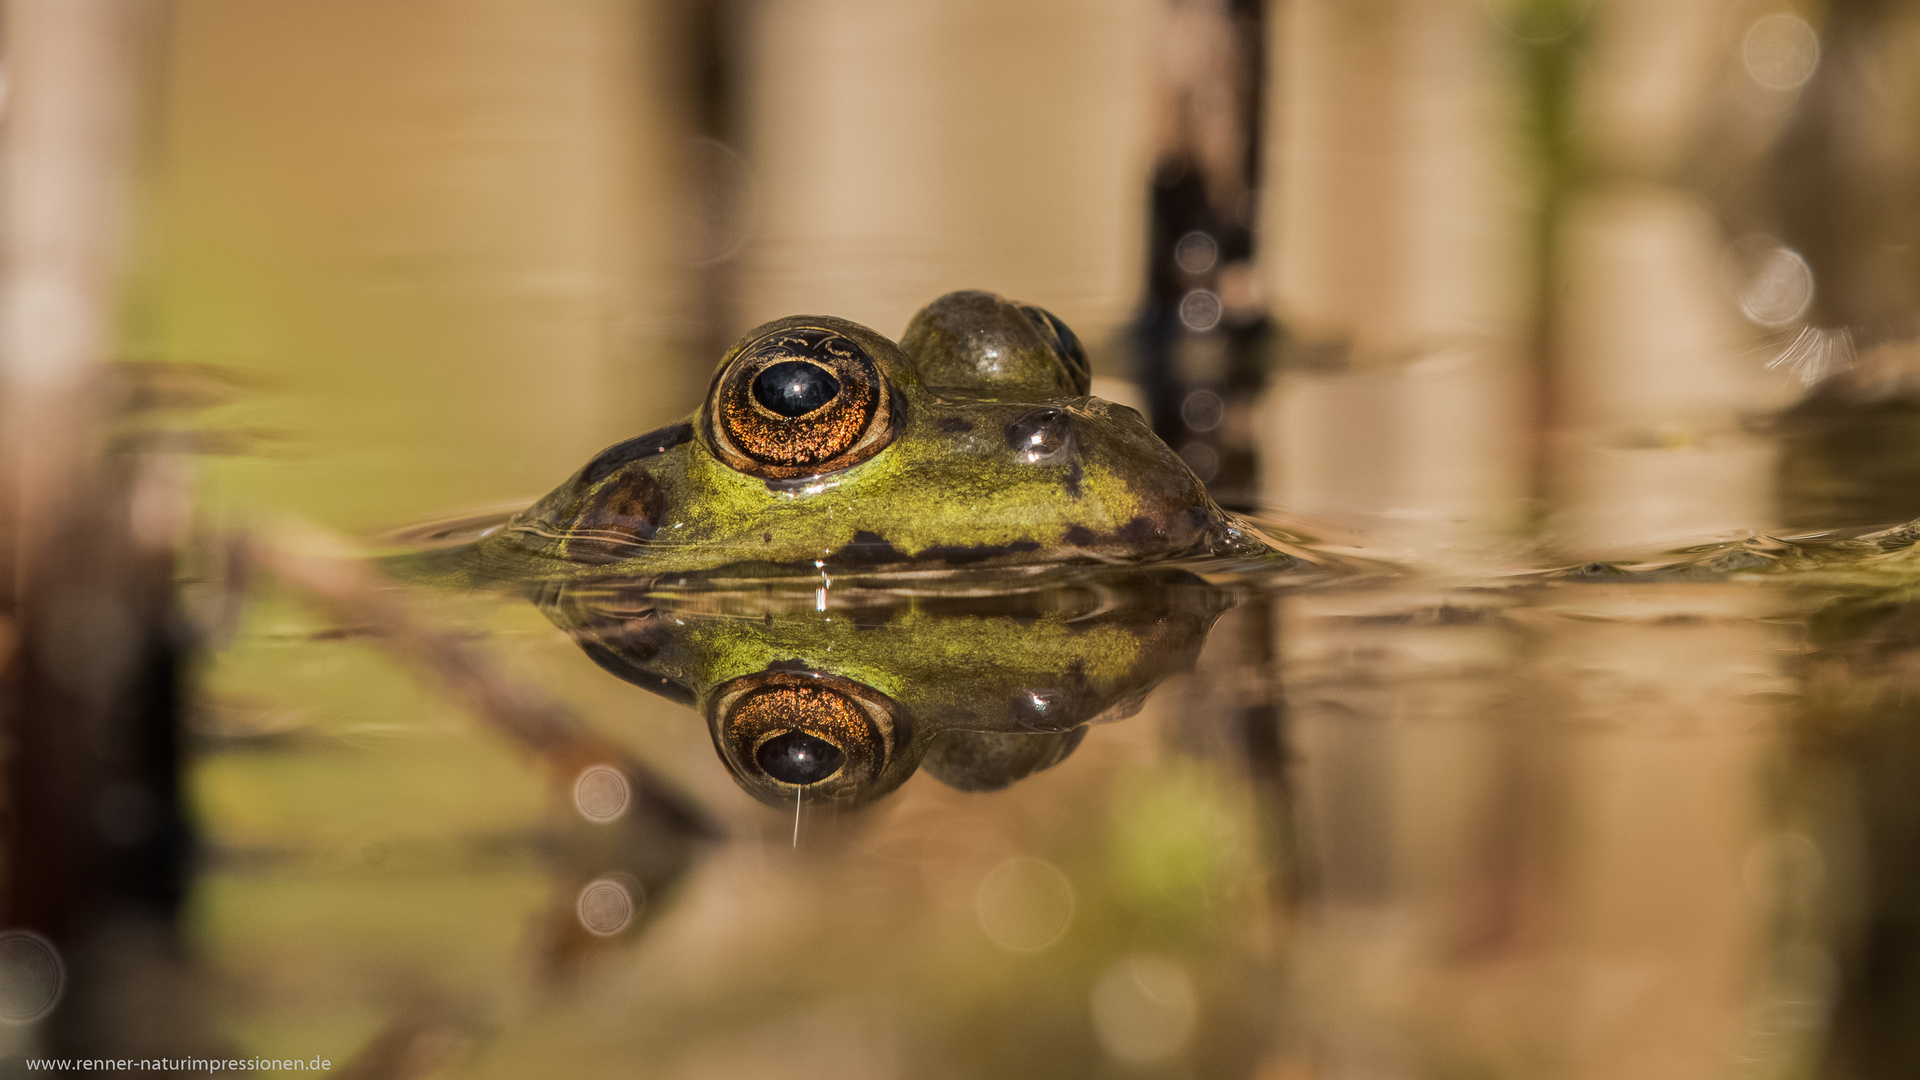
<box><xmin>710</xmin><ymin>670</ymin><xmax>906</xmax><ymax>806</ymax></box>
<box><xmin>707</xmin><ymin>325</ymin><xmax>898</xmax><ymax>479</ymax></box>
<box><xmin>756</xmin><ymin>730</ymin><xmax>846</xmax><ymax>784</ymax></box>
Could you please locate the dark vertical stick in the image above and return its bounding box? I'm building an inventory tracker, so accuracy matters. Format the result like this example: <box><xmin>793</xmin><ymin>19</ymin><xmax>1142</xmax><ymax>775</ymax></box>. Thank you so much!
<box><xmin>1132</xmin><ymin>0</ymin><xmax>1271</xmax><ymax>512</ymax></box>
<box><xmin>685</xmin><ymin>0</ymin><xmax>745</xmax><ymax>364</ymax></box>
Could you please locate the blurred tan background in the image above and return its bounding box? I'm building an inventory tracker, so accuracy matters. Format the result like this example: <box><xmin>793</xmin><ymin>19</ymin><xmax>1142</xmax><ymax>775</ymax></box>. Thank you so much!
<box><xmin>4</xmin><ymin>1</ymin><xmax>1919</xmax><ymax>1078</ymax></box>
<box><xmin>130</xmin><ymin>0</ymin><xmax>1166</xmax><ymax>534</ymax></box>
<box><xmin>121</xmin><ymin>0</ymin><xmax>1920</xmax><ymax>562</ymax></box>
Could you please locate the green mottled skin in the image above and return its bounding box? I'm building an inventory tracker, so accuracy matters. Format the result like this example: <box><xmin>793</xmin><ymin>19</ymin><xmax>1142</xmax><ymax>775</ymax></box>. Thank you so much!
<box><xmin>570</xmin><ymin>591</ymin><xmax>1180</xmax><ymax>725</ymax></box>
<box><xmin>564</xmin><ymin>396</ymin><xmax>1220</xmax><ymax>563</ymax></box>
<box><xmin>405</xmin><ymin>291</ymin><xmax>1281</xmax><ymax>583</ymax></box>
<box><xmin>548</xmin><ymin>566</ymin><xmax>1233</xmax><ymax>805</ymax></box>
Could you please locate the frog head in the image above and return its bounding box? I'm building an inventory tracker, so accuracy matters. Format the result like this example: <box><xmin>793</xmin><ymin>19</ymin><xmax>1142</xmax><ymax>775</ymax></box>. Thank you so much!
<box><xmin>488</xmin><ymin>290</ymin><xmax>1272</xmax><ymax>577</ymax></box>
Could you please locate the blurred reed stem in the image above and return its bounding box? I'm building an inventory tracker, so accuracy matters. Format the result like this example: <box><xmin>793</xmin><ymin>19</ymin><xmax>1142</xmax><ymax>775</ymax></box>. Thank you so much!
<box><xmin>0</xmin><ymin>0</ymin><xmax>209</xmax><ymax>1058</ymax></box>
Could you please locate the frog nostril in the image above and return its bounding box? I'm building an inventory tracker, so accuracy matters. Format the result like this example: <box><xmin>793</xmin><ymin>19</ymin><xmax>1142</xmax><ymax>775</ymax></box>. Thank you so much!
<box><xmin>1006</xmin><ymin>408</ymin><xmax>1073</xmax><ymax>459</ymax></box>
<box><xmin>752</xmin><ymin>360</ymin><xmax>841</xmax><ymax>417</ymax></box>
<box><xmin>755</xmin><ymin>729</ymin><xmax>846</xmax><ymax>785</ymax></box>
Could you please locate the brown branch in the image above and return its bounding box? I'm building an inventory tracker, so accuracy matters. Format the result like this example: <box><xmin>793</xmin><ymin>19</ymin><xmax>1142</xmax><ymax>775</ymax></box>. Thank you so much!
<box><xmin>247</xmin><ymin>520</ymin><xmax>721</xmax><ymax>841</ymax></box>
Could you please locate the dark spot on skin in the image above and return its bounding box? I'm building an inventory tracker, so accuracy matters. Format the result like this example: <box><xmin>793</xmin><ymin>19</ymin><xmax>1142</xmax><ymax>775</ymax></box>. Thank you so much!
<box><xmin>839</xmin><ymin>530</ymin><xmax>903</xmax><ymax>562</ymax></box>
<box><xmin>914</xmin><ymin>540</ymin><xmax>1044</xmax><ymax>566</ymax></box>
<box><xmin>1065</xmin><ymin>459</ymin><xmax>1083</xmax><ymax>498</ymax></box>
<box><xmin>918</xmin><ymin>594</ymin><xmax>1043</xmax><ymax>626</ymax></box>
<box><xmin>581</xmin><ymin>423</ymin><xmax>692</xmax><ymax>485</ymax></box>
<box><xmin>763</xmin><ymin>531</ymin><xmax>772</xmax><ymax>543</ymax></box>
<box><xmin>921</xmin><ymin>726</ymin><xmax>1089</xmax><ymax>792</ymax></box>
<box><xmin>848</xmin><ymin>605</ymin><xmax>894</xmax><ymax>631</ymax></box>
<box><xmin>1113</xmin><ymin>515</ymin><xmax>1169</xmax><ymax>545</ymax></box>
<box><xmin>576</xmin><ymin>641</ymin><xmax>695</xmax><ymax>706</ymax></box>
<box><xmin>573</xmin><ymin>468</ymin><xmax>667</xmax><ymax>542</ymax></box>
<box><xmin>563</xmin><ymin>612</ymin><xmax>664</xmax><ymax>662</ymax></box>
<box><xmin>1060</xmin><ymin>509</ymin><xmax>1243</xmax><ymax>560</ymax></box>
<box><xmin>831</xmin><ymin>531</ymin><xmax>1043</xmax><ymax>568</ymax></box>
<box><xmin>937</xmin><ymin>416</ymin><xmax>973</xmax><ymax>433</ymax></box>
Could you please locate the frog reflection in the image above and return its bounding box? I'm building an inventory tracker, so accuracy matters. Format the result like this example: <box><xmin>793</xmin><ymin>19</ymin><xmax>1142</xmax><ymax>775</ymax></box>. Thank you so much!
<box><xmin>431</xmin><ymin>290</ymin><xmax>1276</xmax><ymax>582</ymax></box>
<box><xmin>538</xmin><ymin>568</ymin><xmax>1236</xmax><ymax>807</ymax></box>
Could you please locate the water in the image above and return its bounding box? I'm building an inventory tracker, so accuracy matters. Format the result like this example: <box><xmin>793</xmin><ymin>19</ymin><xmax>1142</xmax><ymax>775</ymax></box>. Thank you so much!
<box><xmin>141</xmin><ymin>489</ymin><xmax>1920</xmax><ymax>1079</ymax></box>
<box><xmin>36</xmin><ymin>2</ymin><xmax>1919</xmax><ymax>1076</ymax></box>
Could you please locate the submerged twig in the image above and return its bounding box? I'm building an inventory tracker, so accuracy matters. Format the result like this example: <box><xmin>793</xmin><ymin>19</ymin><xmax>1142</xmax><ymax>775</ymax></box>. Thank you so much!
<box><xmin>246</xmin><ymin>520</ymin><xmax>722</xmax><ymax>841</ymax></box>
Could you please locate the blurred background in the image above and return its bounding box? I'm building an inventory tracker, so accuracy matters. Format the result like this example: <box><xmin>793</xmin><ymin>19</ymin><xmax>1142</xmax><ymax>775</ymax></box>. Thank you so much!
<box><xmin>3</xmin><ymin>0</ymin><xmax>1920</xmax><ymax>1076</ymax></box>
<box><xmin>110</xmin><ymin>0</ymin><xmax>1920</xmax><ymax>558</ymax></box>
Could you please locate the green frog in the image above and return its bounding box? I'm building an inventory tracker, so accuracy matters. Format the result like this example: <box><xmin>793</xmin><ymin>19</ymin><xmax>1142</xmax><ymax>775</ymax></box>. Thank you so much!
<box><xmin>543</xmin><ymin>565</ymin><xmax>1235</xmax><ymax>807</ymax></box>
<box><xmin>431</xmin><ymin>290</ymin><xmax>1279</xmax><ymax>581</ymax></box>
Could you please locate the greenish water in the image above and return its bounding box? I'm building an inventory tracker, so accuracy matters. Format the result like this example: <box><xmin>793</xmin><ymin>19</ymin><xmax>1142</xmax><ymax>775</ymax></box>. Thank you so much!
<box><xmin>78</xmin><ymin>5</ymin><xmax>1920</xmax><ymax>1074</ymax></box>
<box><xmin>164</xmin><ymin>498</ymin><xmax>1920</xmax><ymax>1079</ymax></box>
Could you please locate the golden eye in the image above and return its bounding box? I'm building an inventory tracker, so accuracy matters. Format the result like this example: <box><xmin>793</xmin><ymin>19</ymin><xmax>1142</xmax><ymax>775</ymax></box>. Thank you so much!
<box><xmin>706</xmin><ymin>323</ymin><xmax>898</xmax><ymax>479</ymax></box>
<box><xmin>709</xmin><ymin>671</ymin><xmax>907</xmax><ymax>806</ymax></box>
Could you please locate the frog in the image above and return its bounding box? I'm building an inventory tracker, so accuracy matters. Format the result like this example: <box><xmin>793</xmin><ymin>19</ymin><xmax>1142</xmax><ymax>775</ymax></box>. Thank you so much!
<box><xmin>415</xmin><ymin>289</ymin><xmax>1280</xmax><ymax>583</ymax></box>
<box><xmin>541</xmin><ymin>564</ymin><xmax>1236</xmax><ymax>808</ymax></box>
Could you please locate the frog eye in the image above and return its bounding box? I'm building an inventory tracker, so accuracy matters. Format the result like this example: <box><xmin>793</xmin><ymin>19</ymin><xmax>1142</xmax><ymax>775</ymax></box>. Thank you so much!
<box><xmin>753</xmin><ymin>361</ymin><xmax>839</xmax><ymax>417</ymax></box>
<box><xmin>710</xmin><ymin>671</ymin><xmax>906</xmax><ymax>806</ymax></box>
<box><xmin>707</xmin><ymin>325</ymin><xmax>898</xmax><ymax>479</ymax></box>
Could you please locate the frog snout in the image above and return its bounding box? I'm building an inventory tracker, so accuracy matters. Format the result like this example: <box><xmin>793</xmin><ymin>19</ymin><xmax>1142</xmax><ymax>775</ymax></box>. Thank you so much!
<box><xmin>1005</xmin><ymin>407</ymin><xmax>1075</xmax><ymax>464</ymax></box>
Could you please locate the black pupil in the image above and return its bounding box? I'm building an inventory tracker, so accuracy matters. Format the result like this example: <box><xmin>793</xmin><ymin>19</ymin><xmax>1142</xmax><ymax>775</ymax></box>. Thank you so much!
<box><xmin>756</xmin><ymin>730</ymin><xmax>846</xmax><ymax>785</ymax></box>
<box><xmin>752</xmin><ymin>361</ymin><xmax>840</xmax><ymax>417</ymax></box>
